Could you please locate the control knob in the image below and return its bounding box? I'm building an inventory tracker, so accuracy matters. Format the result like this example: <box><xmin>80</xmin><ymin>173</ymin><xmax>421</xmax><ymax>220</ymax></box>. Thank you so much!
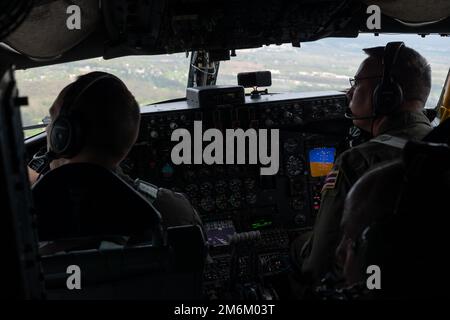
<box><xmin>150</xmin><ymin>130</ymin><xmax>159</xmax><ymax>139</ymax></box>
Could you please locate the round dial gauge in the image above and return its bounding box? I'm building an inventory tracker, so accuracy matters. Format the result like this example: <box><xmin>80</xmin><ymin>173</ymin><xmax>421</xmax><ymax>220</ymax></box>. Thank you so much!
<box><xmin>229</xmin><ymin>179</ymin><xmax>242</xmax><ymax>193</ymax></box>
<box><xmin>185</xmin><ymin>184</ymin><xmax>199</xmax><ymax>199</ymax></box>
<box><xmin>246</xmin><ymin>193</ymin><xmax>257</xmax><ymax>205</ymax></box>
<box><xmin>216</xmin><ymin>194</ymin><xmax>228</xmax><ymax>210</ymax></box>
<box><xmin>283</xmin><ymin>138</ymin><xmax>299</xmax><ymax>153</ymax></box>
<box><xmin>229</xmin><ymin>194</ymin><xmax>242</xmax><ymax>209</ymax></box>
<box><xmin>244</xmin><ymin>178</ymin><xmax>257</xmax><ymax>191</ymax></box>
<box><xmin>291</xmin><ymin>197</ymin><xmax>304</xmax><ymax>211</ymax></box>
<box><xmin>200</xmin><ymin>197</ymin><xmax>215</xmax><ymax>212</ymax></box>
<box><xmin>215</xmin><ymin>180</ymin><xmax>228</xmax><ymax>194</ymax></box>
<box><xmin>285</xmin><ymin>155</ymin><xmax>305</xmax><ymax>177</ymax></box>
<box><xmin>200</xmin><ymin>182</ymin><xmax>213</xmax><ymax>195</ymax></box>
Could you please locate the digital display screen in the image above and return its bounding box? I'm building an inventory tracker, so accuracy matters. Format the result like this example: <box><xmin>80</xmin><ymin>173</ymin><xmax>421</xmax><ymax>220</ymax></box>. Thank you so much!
<box><xmin>309</xmin><ymin>147</ymin><xmax>336</xmax><ymax>177</ymax></box>
<box><xmin>251</xmin><ymin>219</ymin><xmax>273</xmax><ymax>230</ymax></box>
<box><xmin>205</xmin><ymin>221</ymin><xmax>236</xmax><ymax>247</ymax></box>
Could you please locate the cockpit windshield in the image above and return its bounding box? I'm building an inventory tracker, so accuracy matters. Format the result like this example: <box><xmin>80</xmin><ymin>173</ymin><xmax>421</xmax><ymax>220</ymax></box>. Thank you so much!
<box><xmin>18</xmin><ymin>34</ymin><xmax>449</xmax><ymax>138</ymax></box>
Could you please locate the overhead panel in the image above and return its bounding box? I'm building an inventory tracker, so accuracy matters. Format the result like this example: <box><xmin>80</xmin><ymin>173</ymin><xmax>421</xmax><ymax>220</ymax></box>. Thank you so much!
<box><xmin>4</xmin><ymin>0</ymin><xmax>100</xmax><ymax>60</ymax></box>
<box><xmin>362</xmin><ymin>0</ymin><xmax>450</xmax><ymax>23</ymax></box>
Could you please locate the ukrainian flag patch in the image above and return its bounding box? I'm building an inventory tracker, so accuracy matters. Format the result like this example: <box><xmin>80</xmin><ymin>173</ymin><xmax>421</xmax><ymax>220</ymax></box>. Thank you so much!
<box><xmin>309</xmin><ymin>147</ymin><xmax>336</xmax><ymax>177</ymax></box>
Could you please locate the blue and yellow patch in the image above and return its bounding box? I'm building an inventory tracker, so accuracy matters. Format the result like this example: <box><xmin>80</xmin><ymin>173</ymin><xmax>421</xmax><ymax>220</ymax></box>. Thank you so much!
<box><xmin>309</xmin><ymin>148</ymin><xmax>336</xmax><ymax>177</ymax></box>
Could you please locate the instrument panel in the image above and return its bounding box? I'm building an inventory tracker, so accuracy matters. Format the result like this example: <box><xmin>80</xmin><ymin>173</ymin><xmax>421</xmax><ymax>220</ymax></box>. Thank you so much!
<box><xmin>122</xmin><ymin>90</ymin><xmax>353</xmax><ymax>299</ymax></box>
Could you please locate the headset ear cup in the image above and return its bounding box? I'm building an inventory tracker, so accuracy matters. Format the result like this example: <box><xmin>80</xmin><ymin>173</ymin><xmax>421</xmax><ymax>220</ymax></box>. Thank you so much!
<box><xmin>49</xmin><ymin>117</ymin><xmax>72</xmax><ymax>156</ymax></box>
<box><xmin>373</xmin><ymin>82</ymin><xmax>403</xmax><ymax>116</ymax></box>
<box><xmin>49</xmin><ymin>116</ymin><xmax>82</xmax><ymax>158</ymax></box>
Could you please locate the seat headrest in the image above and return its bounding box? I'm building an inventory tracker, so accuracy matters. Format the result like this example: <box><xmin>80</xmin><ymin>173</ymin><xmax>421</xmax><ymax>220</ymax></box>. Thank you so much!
<box><xmin>423</xmin><ymin>118</ymin><xmax>450</xmax><ymax>145</ymax></box>
<box><xmin>403</xmin><ymin>140</ymin><xmax>450</xmax><ymax>179</ymax></box>
<box><xmin>32</xmin><ymin>163</ymin><xmax>162</xmax><ymax>241</ymax></box>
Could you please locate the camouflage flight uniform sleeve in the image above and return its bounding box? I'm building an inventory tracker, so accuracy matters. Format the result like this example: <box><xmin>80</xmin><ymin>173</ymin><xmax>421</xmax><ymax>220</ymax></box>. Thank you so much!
<box><xmin>153</xmin><ymin>188</ymin><xmax>204</xmax><ymax>230</ymax></box>
<box><xmin>132</xmin><ymin>177</ymin><xmax>205</xmax><ymax>233</ymax></box>
<box><xmin>298</xmin><ymin>149</ymin><xmax>368</xmax><ymax>283</ymax></box>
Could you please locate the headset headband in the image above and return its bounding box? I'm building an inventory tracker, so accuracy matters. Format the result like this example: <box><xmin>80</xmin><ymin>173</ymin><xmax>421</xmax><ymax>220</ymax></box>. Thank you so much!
<box><xmin>381</xmin><ymin>41</ymin><xmax>404</xmax><ymax>88</ymax></box>
<box><xmin>59</xmin><ymin>72</ymin><xmax>123</xmax><ymax>117</ymax></box>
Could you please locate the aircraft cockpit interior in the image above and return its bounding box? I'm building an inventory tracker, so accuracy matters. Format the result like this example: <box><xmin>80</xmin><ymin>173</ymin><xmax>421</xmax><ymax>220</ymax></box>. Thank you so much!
<box><xmin>1</xmin><ymin>0</ymin><xmax>450</xmax><ymax>307</ymax></box>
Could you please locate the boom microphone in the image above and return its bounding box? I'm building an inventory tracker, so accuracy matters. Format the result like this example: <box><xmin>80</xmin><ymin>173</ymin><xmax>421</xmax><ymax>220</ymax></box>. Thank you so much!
<box><xmin>28</xmin><ymin>148</ymin><xmax>56</xmax><ymax>175</ymax></box>
<box><xmin>344</xmin><ymin>107</ymin><xmax>377</xmax><ymax>120</ymax></box>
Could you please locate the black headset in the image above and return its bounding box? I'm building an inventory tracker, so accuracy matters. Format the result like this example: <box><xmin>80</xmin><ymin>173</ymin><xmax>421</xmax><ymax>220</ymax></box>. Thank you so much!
<box><xmin>345</xmin><ymin>41</ymin><xmax>405</xmax><ymax>120</ymax></box>
<box><xmin>48</xmin><ymin>72</ymin><xmax>123</xmax><ymax>159</ymax></box>
<box><xmin>372</xmin><ymin>41</ymin><xmax>405</xmax><ymax>116</ymax></box>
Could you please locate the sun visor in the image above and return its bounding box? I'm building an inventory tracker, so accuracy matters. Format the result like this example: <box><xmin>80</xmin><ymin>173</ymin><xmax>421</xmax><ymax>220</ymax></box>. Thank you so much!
<box><xmin>3</xmin><ymin>0</ymin><xmax>100</xmax><ymax>60</ymax></box>
<box><xmin>362</xmin><ymin>0</ymin><xmax>450</xmax><ymax>23</ymax></box>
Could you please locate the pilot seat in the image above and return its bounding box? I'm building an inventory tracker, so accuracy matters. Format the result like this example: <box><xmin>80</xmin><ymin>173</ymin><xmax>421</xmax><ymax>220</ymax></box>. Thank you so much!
<box><xmin>32</xmin><ymin>163</ymin><xmax>206</xmax><ymax>299</ymax></box>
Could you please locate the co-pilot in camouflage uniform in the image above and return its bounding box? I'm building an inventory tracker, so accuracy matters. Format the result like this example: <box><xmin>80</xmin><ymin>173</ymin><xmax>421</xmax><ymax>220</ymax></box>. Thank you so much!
<box><xmin>291</xmin><ymin>110</ymin><xmax>432</xmax><ymax>286</ymax></box>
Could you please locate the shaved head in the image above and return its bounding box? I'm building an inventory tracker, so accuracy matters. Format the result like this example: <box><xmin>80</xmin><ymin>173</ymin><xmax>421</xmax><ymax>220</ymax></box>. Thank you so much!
<box><xmin>48</xmin><ymin>71</ymin><xmax>141</xmax><ymax>168</ymax></box>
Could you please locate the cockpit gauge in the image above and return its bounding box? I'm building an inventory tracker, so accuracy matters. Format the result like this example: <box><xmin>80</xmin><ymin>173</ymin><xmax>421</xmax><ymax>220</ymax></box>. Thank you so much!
<box><xmin>215</xmin><ymin>180</ymin><xmax>228</xmax><ymax>194</ymax></box>
<box><xmin>200</xmin><ymin>182</ymin><xmax>214</xmax><ymax>195</ymax></box>
<box><xmin>216</xmin><ymin>194</ymin><xmax>228</xmax><ymax>210</ymax></box>
<box><xmin>285</xmin><ymin>155</ymin><xmax>305</xmax><ymax>177</ymax></box>
<box><xmin>245</xmin><ymin>193</ymin><xmax>257</xmax><ymax>205</ymax></box>
<box><xmin>244</xmin><ymin>177</ymin><xmax>257</xmax><ymax>191</ymax></box>
<box><xmin>283</xmin><ymin>138</ymin><xmax>299</xmax><ymax>153</ymax></box>
<box><xmin>229</xmin><ymin>194</ymin><xmax>242</xmax><ymax>209</ymax></box>
<box><xmin>294</xmin><ymin>214</ymin><xmax>307</xmax><ymax>227</ymax></box>
<box><xmin>229</xmin><ymin>178</ymin><xmax>242</xmax><ymax>193</ymax></box>
<box><xmin>291</xmin><ymin>197</ymin><xmax>304</xmax><ymax>211</ymax></box>
<box><xmin>200</xmin><ymin>196</ymin><xmax>215</xmax><ymax>212</ymax></box>
<box><xmin>185</xmin><ymin>184</ymin><xmax>199</xmax><ymax>198</ymax></box>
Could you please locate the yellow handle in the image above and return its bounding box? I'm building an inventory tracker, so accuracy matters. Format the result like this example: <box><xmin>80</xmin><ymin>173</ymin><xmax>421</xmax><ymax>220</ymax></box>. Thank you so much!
<box><xmin>440</xmin><ymin>78</ymin><xmax>450</xmax><ymax>121</ymax></box>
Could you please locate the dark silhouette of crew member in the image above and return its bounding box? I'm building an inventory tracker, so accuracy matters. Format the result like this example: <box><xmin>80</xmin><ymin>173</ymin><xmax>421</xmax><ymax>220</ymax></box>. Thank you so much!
<box><xmin>30</xmin><ymin>71</ymin><xmax>203</xmax><ymax>247</ymax></box>
<box><xmin>291</xmin><ymin>42</ymin><xmax>433</xmax><ymax>292</ymax></box>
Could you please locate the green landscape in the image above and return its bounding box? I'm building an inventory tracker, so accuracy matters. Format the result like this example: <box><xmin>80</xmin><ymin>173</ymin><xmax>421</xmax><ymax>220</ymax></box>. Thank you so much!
<box><xmin>17</xmin><ymin>34</ymin><xmax>450</xmax><ymax>138</ymax></box>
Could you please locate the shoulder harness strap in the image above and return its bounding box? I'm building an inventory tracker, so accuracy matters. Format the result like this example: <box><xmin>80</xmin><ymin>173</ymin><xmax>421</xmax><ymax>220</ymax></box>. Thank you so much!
<box><xmin>134</xmin><ymin>179</ymin><xmax>159</xmax><ymax>204</ymax></box>
<box><xmin>371</xmin><ymin>134</ymin><xmax>408</xmax><ymax>150</ymax></box>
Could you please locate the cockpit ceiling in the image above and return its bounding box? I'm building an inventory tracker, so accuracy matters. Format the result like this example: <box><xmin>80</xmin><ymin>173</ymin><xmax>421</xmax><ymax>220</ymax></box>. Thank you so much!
<box><xmin>0</xmin><ymin>0</ymin><xmax>449</xmax><ymax>69</ymax></box>
<box><xmin>362</xmin><ymin>0</ymin><xmax>450</xmax><ymax>23</ymax></box>
<box><xmin>3</xmin><ymin>0</ymin><xmax>99</xmax><ymax>60</ymax></box>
